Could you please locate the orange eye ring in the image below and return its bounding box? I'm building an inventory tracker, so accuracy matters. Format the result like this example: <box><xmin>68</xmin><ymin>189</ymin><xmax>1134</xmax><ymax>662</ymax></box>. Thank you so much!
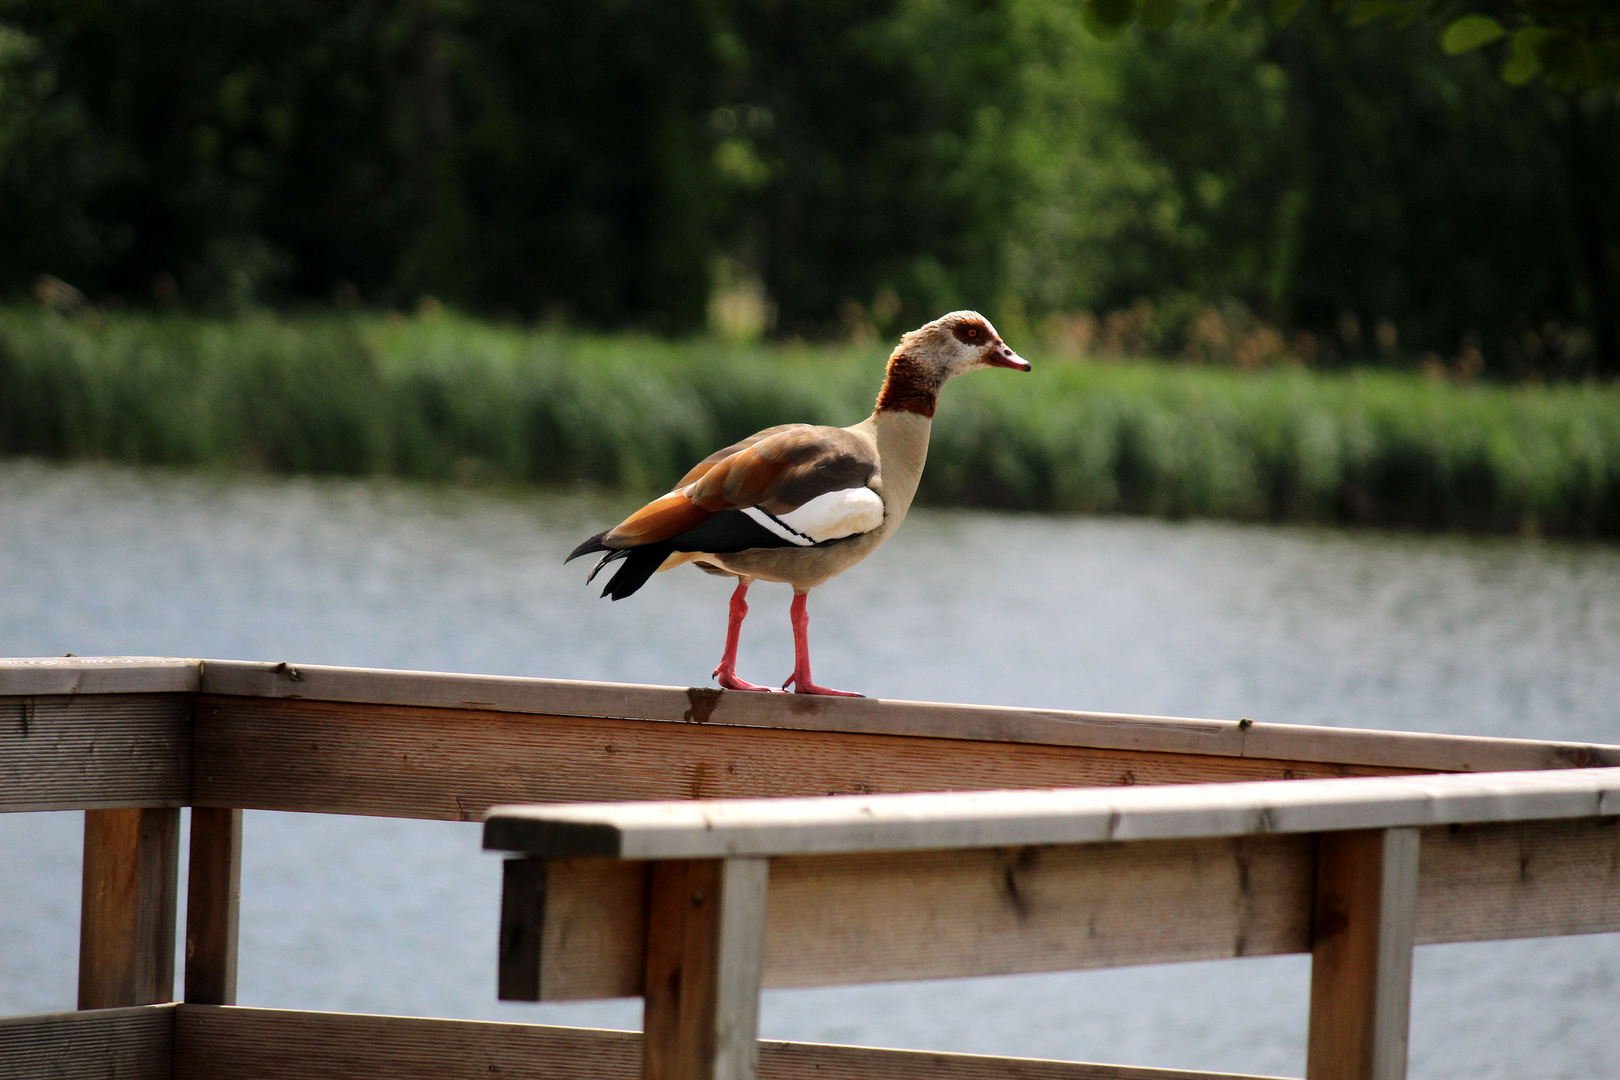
<box><xmin>967</xmin><ymin>327</ymin><xmax>979</xmax><ymax>339</ymax></box>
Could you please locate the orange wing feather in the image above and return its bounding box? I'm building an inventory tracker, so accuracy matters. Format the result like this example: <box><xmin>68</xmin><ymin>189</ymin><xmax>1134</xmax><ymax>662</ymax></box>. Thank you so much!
<box><xmin>600</xmin><ymin>492</ymin><xmax>715</xmax><ymax>548</ymax></box>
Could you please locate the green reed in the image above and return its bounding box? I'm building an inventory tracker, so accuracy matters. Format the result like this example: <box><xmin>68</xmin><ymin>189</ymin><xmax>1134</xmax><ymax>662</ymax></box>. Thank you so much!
<box><xmin>3</xmin><ymin>309</ymin><xmax>1617</xmax><ymax>536</ymax></box>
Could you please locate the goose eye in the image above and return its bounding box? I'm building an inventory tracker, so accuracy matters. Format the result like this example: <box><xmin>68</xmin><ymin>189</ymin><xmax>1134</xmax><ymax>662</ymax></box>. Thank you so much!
<box><xmin>967</xmin><ymin>327</ymin><xmax>979</xmax><ymax>339</ymax></box>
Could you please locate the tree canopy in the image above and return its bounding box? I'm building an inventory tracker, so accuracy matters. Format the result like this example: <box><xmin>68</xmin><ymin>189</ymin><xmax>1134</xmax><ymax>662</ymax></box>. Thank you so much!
<box><xmin>1</xmin><ymin>0</ymin><xmax>1616</xmax><ymax>374</ymax></box>
<box><xmin>1081</xmin><ymin>0</ymin><xmax>1620</xmax><ymax>89</ymax></box>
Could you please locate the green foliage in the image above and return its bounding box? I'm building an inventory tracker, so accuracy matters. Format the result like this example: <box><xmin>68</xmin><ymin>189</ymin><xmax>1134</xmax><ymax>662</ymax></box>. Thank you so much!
<box><xmin>1084</xmin><ymin>0</ymin><xmax>1142</xmax><ymax>39</ymax></box>
<box><xmin>0</xmin><ymin>0</ymin><xmax>1038</xmax><ymax>334</ymax></box>
<box><xmin>1346</xmin><ymin>1</ymin><xmax>1620</xmax><ymax>91</ymax></box>
<box><xmin>1442</xmin><ymin>15</ymin><xmax>1507</xmax><ymax>55</ymax></box>
<box><xmin>998</xmin><ymin>8</ymin><xmax>1620</xmax><ymax>377</ymax></box>
<box><xmin>4</xmin><ymin>310</ymin><xmax>1618</xmax><ymax>536</ymax></box>
<box><xmin>0</xmin><ymin>1</ymin><xmax>1615</xmax><ymax>375</ymax></box>
<box><xmin>1082</xmin><ymin>0</ymin><xmax>1620</xmax><ymax>90</ymax></box>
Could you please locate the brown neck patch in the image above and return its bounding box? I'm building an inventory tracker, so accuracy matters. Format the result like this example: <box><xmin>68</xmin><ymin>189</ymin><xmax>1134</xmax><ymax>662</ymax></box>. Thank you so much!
<box><xmin>875</xmin><ymin>351</ymin><xmax>940</xmax><ymax>418</ymax></box>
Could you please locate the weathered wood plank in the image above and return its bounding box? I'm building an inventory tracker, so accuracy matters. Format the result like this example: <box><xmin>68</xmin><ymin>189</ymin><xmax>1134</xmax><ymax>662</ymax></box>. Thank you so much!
<box><xmin>170</xmin><ymin>1004</ymin><xmax>1286</xmax><ymax>1080</ymax></box>
<box><xmin>192</xmin><ymin>696</ymin><xmax>1410</xmax><ymax>822</ymax></box>
<box><xmin>79</xmin><ymin>808</ymin><xmax>182</xmax><ymax>1009</ymax></box>
<box><xmin>1414</xmin><ymin>816</ymin><xmax>1620</xmax><ymax>943</ymax></box>
<box><xmin>199</xmin><ymin>659</ymin><xmax>1615</xmax><ymax>774</ymax></box>
<box><xmin>511</xmin><ymin>834</ymin><xmax>1315</xmax><ymax>1000</ymax></box>
<box><xmin>483</xmin><ymin>768</ymin><xmax>1620</xmax><ymax>860</ymax></box>
<box><xmin>763</xmin><ymin>836</ymin><xmax>1313</xmax><ymax>992</ymax></box>
<box><xmin>0</xmin><ymin>694</ymin><xmax>192</xmax><ymax>812</ymax></box>
<box><xmin>1306</xmin><ymin>829</ymin><xmax>1420</xmax><ymax>1080</ymax></box>
<box><xmin>0</xmin><ymin>1004</ymin><xmax>174</xmax><ymax>1080</ymax></box>
<box><xmin>533</xmin><ymin>857</ymin><xmax>651</xmax><ymax>1001</ymax></box>
<box><xmin>512</xmin><ymin>816</ymin><xmax>1620</xmax><ymax>1001</ymax></box>
<box><xmin>499</xmin><ymin>857</ymin><xmax>548</xmax><ymax>1002</ymax></box>
<box><xmin>0</xmin><ymin>656</ymin><xmax>199</xmax><ymax>696</ymax></box>
<box><xmin>641</xmin><ymin>858</ymin><xmax>769</xmax><ymax>1080</ymax></box>
<box><xmin>184</xmin><ymin>807</ymin><xmax>242</xmax><ymax>1005</ymax></box>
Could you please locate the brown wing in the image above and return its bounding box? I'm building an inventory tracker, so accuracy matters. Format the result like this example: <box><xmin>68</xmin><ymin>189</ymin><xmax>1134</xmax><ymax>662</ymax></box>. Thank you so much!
<box><xmin>684</xmin><ymin>425</ymin><xmax>876</xmax><ymax>514</ymax></box>
<box><xmin>673</xmin><ymin>424</ymin><xmax>801</xmax><ymax>488</ymax></box>
<box><xmin>599</xmin><ymin>425</ymin><xmax>877</xmax><ymax>549</ymax></box>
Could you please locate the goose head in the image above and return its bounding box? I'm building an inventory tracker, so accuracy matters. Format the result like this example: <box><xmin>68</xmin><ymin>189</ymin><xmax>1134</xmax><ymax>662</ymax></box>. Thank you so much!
<box><xmin>876</xmin><ymin>310</ymin><xmax>1029</xmax><ymax>417</ymax></box>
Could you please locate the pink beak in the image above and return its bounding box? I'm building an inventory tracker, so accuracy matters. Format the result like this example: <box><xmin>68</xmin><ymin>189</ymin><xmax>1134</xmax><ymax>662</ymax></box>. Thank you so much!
<box><xmin>986</xmin><ymin>341</ymin><xmax>1031</xmax><ymax>371</ymax></box>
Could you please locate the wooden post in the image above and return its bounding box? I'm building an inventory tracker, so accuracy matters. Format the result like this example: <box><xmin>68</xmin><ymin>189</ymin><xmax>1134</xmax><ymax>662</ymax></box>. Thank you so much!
<box><xmin>184</xmin><ymin>807</ymin><xmax>242</xmax><ymax>1004</ymax></box>
<box><xmin>1307</xmin><ymin>828</ymin><xmax>1420</xmax><ymax>1080</ymax></box>
<box><xmin>78</xmin><ymin>808</ymin><xmax>181</xmax><ymax>1009</ymax></box>
<box><xmin>641</xmin><ymin>857</ymin><xmax>768</xmax><ymax>1080</ymax></box>
<box><xmin>498</xmin><ymin>857</ymin><xmax>547</xmax><ymax>1002</ymax></box>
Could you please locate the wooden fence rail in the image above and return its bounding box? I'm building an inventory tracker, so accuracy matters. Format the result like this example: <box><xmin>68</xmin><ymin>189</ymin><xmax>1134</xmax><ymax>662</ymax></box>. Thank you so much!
<box><xmin>484</xmin><ymin>772</ymin><xmax>1620</xmax><ymax>1080</ymax></box>
<box><xmin>3</xmin><ymin>656</ymin><xmax>1618</xmax><ymax>1080</ymax></box>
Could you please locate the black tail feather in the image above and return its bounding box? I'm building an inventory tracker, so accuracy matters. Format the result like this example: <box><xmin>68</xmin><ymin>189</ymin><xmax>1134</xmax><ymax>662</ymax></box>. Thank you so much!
<box><xmin>566</xmin><ymin>530</ymin><xmax>612</xmax><ymax>563</ymax></box>
<box><xmin>600</xmin><ymin>543</ymin><xmax>674</xmax><ymax>600</ymax></box>
<box><xmin>568</xmin><ymin>528</ymin><xmax>671</xmax><ymax>601</ymax></box>
<box><xmin>585</xmin><ymin>550</ymin><xmax>620</xmax><ymax>584</ymax></box>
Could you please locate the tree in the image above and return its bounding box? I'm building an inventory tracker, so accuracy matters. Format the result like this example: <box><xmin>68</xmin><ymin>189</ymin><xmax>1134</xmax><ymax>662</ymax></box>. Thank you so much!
<box><xmin>1073</xmin><ymin>0</ymin><xmax>1620</xmax><ymax>89</ymax></box>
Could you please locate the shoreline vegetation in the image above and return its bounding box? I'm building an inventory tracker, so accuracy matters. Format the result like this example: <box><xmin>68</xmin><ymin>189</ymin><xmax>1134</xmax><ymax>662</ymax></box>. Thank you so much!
<box><xmin>3</xmin><ymin>310</ymin><xmax>1618</xmax><ymax>538</ymax></box>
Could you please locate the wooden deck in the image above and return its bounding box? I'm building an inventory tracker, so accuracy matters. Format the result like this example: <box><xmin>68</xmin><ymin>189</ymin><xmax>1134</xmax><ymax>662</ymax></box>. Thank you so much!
<box><xmin>4</xmin><ymin>656</ymin><xmax>1619</xmax><ymax>1080</ymax></box>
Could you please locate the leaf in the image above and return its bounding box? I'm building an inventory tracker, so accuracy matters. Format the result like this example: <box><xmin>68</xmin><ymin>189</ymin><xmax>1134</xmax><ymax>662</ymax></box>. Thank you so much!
<box><xmin>1501</xmin><ymin>27</ymin><xmax>1548</xmax><ymax>86</ymax></box>
<box><xmin>1142</xmin><ymin>0</ymin><xmax>1179</xmax><ymax>32</ymax></box>
<box><xmin>1202</xmin><ymin>0</ymin><xmax>1235</xmax><ymax>26</ymax></box>
<box><xmin>1539</xmin><ymin>31</ymin><xmax>1593</xmax><ymax>91</ymax></box>
<box><xmin>1082</xmin><ymin>0</ymin><xmax>1141</xmax><ymax>38</ymax></box>
<box><xmin>1441</xmin><ymin>14</ymin><xmax>1505</xmax><ymax>55</ymax></box>
<box><xmin>1344</xmin><ymin>0</ymin><xmax>1407</xmax><ymax>28</ymax></box>
<box><xmin>1272</xmin><ymin>0</ymin><xmax>1305</xmax><ymax>25</ymax></box>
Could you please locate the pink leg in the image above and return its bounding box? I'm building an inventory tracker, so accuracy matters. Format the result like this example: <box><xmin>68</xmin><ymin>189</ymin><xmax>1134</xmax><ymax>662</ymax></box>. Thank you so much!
<box><xmin>782</xmin><ymin>591</ymin><xmax>863</xmax><ymax>697</ymax></box>
<box><xmin>712</xmin><ymin>579</ymin><xmax>781</xmax><ymax>692</ymax></box>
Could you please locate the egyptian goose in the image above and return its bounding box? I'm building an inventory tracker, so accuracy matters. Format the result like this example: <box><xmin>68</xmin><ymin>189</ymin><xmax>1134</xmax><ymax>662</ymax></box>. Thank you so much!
<box><xmin>568</xmin><ymin>311</ymin><xmax>1029</xmax><ymax>696</ymax></box>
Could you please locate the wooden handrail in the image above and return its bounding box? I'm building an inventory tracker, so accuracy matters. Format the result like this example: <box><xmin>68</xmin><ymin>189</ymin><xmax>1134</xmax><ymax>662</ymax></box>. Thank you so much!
<box><xmin>484</xmin><ymin>771</ymin><xmax>1620</xmax><ymax>1079</ymax></box>
<box><xmin>481</xmin><ymin>767</ymin><xmax>1620</xmax><ymax>859</ymax></box>
<box><xmin>4</xmin><ymin>657</ymin><xmax>1617</xmax><ymax>819</ymax></box>
<box><xmin>6</xmin><ymin>655</ymin><xmax>1620</xmax><ymax>1080</ymax></box>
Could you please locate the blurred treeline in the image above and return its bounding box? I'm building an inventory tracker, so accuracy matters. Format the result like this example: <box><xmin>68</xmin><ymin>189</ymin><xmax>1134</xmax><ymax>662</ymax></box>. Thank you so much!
<box><xmin>2</xmin><ymin>0</ymin><xmax>1617</xmax><ymax>376</ymax></box>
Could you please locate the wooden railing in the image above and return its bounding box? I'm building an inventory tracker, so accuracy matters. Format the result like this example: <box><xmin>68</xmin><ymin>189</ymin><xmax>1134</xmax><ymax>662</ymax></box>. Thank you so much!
<box><xmin>3</xmin><ymin>655</ymin><xmax>1618</xmax><ymax>1080</ymax></box>
<box><xmin>484</xmin><ymin>770</ymin><xmax>1620</xmax><ymax>1080</ymax></box>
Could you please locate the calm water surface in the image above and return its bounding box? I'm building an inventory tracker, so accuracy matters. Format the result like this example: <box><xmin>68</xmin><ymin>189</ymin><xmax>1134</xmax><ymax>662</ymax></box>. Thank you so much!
<box><xmin>2</xmin><ymin>461</ymin><xmax>1618</xmax><ymax>1078</ymax></box>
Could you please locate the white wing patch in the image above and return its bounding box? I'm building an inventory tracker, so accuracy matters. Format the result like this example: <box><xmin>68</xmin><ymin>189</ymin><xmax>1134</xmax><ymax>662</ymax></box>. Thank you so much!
<box><xmin>741</xmin><ymin>507</ymin><xmax>815</xmax><ymax>546</ymax></box>
<box><xmin>776</xmin><ymin>487</ymin><xmax>884</xmax><ymax>543</ymax></box>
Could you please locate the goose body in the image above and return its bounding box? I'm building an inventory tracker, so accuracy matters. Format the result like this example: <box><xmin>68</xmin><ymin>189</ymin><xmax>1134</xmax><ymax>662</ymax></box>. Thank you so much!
<box><xmin>568</xmin><ymin>310</ymin><xmax>1029</xmax><ymax>695</ymax></box>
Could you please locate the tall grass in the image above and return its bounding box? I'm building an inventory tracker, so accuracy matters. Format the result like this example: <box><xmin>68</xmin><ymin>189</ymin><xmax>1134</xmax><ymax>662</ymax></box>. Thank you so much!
<box><xmin>3</xmin><ymin>309</ymin><xmax>1618</xmax><ymax>536</ymax></box>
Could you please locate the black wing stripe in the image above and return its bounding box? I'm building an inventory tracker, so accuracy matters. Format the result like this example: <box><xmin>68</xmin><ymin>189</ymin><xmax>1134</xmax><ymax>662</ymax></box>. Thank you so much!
<box><xmin>668</xmin><ymin>509</ymin><xmax>800</xmax><ymax>553</ymax></box>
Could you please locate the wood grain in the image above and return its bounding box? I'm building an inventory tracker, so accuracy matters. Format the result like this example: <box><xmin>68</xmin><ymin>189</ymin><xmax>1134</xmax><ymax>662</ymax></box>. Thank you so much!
<box><xmin>482</xmin><ymin>768</ymin><xmax>1620</xmax><ymax>860</ymax></box>
<box><xmin>1414</xmin><ymin>816</ymin><xmax>1620</xmax><ymax>943</ymax></box>
<box><xmin>0</xmin><ymin>1004</ymin><xmax>174</xmax><ymax>1080</ymax></box>
<box><xmin>0</xmin><ymin>656</ymin><xmax>198</xmax><ymax>696</ymax></box>
<box><xmin>184</xmin><ymin>807</ymin><xmax>242</xmax><ymax>1005</ymax></box>
<box><xmin>197</xmin><ymin>658</ymin><xmax>1617</xmax><ymax>774</ymax></box>
<box><xmin>79</xmin><ymin>809</ymin><xmax>181</xmax><ymax>1010</ymax></box>
<box><xmin>192</xmin><ymin>696</ymin><xmax>1412</xmax><ymax>822</ymax></box>
<box><xmin>519</xmin><ymin>816</ymin><xmax>1620</xmax><ymax>1001</ymax></box>
<box><xmin>1306</xmin><ymin>830</ymin><xmax>1420</xmax><ymax>1080</ymax></box>
<box><xmin>520</xmin><ymin>834</ymin><xmax>1314</xmax><ymax>1000</ymax></box>
<box><xmin>643</xmin><ymin>861</ymin><xmax>725</xmax><ymax>1080</ymax></box>
<box><xmin>535</xmin><ymin>857</ymin><xmax>651</xmax><ymax>1001</ymax></box>
<box><xmin>711</xmin><ymin>859</ymin><xmax>768</xmax><ymax>1080</ymax></box>
<box><xmin>499</xmin><ymin>857</ymin><xmax>547</xmax><ymax>1002</ymax></box>
<box><xmin>0</xmin><ymin>694</ymin><xmax>192</xmax><ymax>812</ymax></box>
<box><xmin>170</xmin><ymin>1004</ymin><xmax>1287</xmax><ymax>1080</ymax></box>
<box><xmin>640</xmin><ymin>858</ymin><xmax>770</xmax><ymax>1080</ymax></box>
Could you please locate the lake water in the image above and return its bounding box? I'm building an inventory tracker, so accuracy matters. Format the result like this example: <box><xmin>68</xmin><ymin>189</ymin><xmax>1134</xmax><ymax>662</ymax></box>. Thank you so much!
<box><xmin>2</xmin><ymin>459</ymin><xmax>1618</xmax><ymax>1078</ymax></box>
